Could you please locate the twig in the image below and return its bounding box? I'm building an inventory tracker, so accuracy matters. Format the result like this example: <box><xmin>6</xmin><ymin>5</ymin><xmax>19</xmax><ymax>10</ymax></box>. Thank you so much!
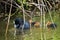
<box><xmin>5</xmin><ymin>0</ymin><xmax>12</xmax><ymax>40</ymax></box>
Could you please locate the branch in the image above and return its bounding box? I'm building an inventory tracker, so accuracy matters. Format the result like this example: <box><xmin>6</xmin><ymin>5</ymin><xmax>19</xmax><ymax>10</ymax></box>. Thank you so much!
<box><xmin>5</xmin><ymin>0</ymin><xmax>13</xmax><ymax>40</ymax></box>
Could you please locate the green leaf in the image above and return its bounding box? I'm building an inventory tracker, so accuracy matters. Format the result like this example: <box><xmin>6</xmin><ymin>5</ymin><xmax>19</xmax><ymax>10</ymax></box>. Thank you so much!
<box><xmin>23</xmin><ymin>0</ymin><xmax>26</xmax><ymax>4</ymax></box>
<box><xmin>17</xmin><ymin>0</ymin><xmax>21</xmax><ymax>4</ymax></box>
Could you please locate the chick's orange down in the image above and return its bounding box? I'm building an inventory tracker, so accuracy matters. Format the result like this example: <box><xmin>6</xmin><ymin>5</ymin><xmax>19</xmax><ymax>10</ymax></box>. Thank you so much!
<box><xmin>34</xmin><ymin>22</ymin><xmax>40</xmax><ymax>27</ymax></box>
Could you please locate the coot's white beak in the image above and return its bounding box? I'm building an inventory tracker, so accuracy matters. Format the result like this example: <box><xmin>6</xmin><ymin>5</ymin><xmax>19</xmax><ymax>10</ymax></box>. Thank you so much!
<box><xmin>14</xmin><ymin>25</ymin><xmax>17</xmax><ymax>28</ymax></box>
